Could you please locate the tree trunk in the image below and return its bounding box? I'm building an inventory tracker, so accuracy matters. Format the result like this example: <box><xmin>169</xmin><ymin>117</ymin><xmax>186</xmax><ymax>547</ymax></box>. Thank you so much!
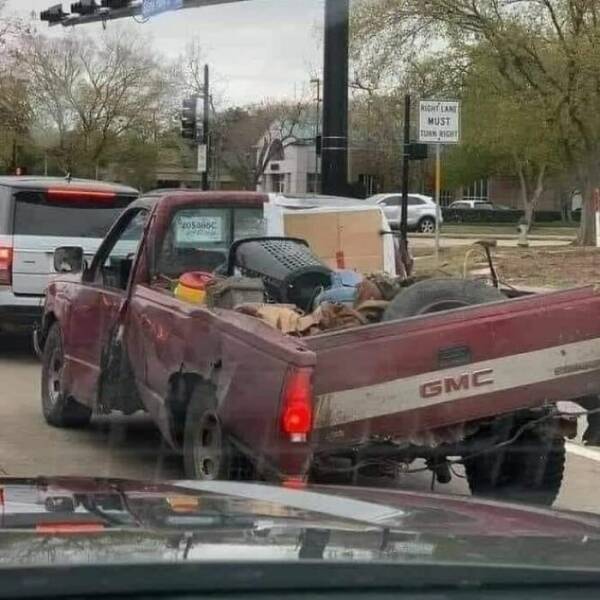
<box><xmin>527</xmin><ymin>165</ymin><xmax>546</xmax><ymax>231</ymax></box>
<box><xmin>517</xmin><ymin>162</ymin><xmax>545</xmax><ymax>231</ymax></box>
<box><xmin>577</xmin><ymin>181</ymin><xmax>597</xmax><ymax>246</ymax></box>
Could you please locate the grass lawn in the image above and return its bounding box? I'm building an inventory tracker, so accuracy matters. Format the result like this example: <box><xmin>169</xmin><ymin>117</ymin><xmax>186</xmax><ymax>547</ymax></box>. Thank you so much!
<box><xmin>414</xmin><ymin>245</ymin><xmax>600</xmax><ymax>289</ymax></box>
<box><xmin>441</xmin><ymin>222</ymin><xmax>578</xmax><ymax>237</ymax></box>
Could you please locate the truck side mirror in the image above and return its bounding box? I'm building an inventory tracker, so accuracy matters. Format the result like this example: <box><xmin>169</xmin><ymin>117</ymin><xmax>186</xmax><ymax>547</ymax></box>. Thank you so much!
<box><xmin>54</xmin><ymin>247</ymin><xmax>84</xmax><ymax>274</ymax></box>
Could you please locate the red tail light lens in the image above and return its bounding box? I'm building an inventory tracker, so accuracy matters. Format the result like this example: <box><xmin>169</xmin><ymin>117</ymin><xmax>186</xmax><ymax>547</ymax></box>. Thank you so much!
<box><xmin>0</xmin><ymin>245</ymin><xmax>12</xmax><ymax>285</ymax></box>
<box><xmin>281</xmin><ymin>368</ymin><xmax>313</xmax><ymax>437</ymax></box>
<box><xmin>47</xmin><ymin>188</ymin><xmax>117</xmax><ymax>203</ymax></box>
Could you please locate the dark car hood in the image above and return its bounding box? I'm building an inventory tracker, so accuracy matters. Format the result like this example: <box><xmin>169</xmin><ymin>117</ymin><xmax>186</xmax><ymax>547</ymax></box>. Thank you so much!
<box><xmin>1</xmin><ymin>477</ymin><xmax>600</xmax><ymax>569</ymax></box>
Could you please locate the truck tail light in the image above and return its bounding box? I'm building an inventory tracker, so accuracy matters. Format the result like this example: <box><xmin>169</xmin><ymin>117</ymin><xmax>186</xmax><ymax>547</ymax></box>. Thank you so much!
<box><xmin>281</xmin><ymin>368</ymin><xmax>313</xmax><ymax>442</ymax></box>
<box><xmin>0</xmin><ymin>245</ymin><xmax>12</xmax><ymax>286</ymax></box>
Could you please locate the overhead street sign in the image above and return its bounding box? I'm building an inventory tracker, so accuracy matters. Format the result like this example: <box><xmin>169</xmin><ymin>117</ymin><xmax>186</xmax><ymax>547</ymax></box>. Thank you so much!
<box><xmin>143</xmin><ymin>0</ymin><xmax>184</xmax><ymax>18</ymax></box>
<box><xmin>419</xmin><ymin>100</ymin><xmax>460</xmax><ymax>144</ymax></box>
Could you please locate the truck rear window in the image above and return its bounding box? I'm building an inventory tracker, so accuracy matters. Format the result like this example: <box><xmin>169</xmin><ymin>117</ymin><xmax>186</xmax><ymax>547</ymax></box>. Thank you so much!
<box><xmin>13</xmin><ymin>190</ymin><xmax>137</xmax><ymax>238</ymax></box>
<box><xmin>170</xmin><ymin>207</ymin><xmax>266</xmax><ymax>250</ymax></box>
<box><xmin>158</xmin><ymin>207</ymin><xmax>266</xmax><ymax>277</ymax></box>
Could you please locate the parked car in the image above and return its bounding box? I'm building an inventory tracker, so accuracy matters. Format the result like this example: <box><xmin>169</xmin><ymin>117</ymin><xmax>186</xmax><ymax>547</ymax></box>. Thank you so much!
<box><xmin>0</xmin><ymin>177</ymin><xmax>138</xmax><ymax>334</ymax></box>
<box><xmin>448</xmin><ymin>200</ymin><xmax>496</xmax><ymax>210</ymax></box>
<box><xmin>367</xmin><ymin>193</ymin><xmax>441</xmax><ymax>233</ymax></box>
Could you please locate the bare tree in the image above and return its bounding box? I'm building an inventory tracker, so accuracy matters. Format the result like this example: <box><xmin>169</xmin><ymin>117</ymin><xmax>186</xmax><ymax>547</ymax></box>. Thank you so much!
<box><xmin>214</xmin><ymin>100</ymin><xmax>311</xmax><ymax>190</ymax></box>
<box><xmin>21</xmin><ymin>29</ymin><xmax>170</xmax><ymax>177</ymax></box>
<box><xmin>253</xmin><ymin>100</ymin><xmax>311</xmax><ymax>187</ymax></box>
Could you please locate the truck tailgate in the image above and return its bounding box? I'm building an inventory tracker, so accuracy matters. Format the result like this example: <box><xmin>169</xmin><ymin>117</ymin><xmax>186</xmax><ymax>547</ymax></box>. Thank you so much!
<box><xmin>305</xmin><ymin>286</ymin><xmax>600</xmax><ymax>448</ymax></box>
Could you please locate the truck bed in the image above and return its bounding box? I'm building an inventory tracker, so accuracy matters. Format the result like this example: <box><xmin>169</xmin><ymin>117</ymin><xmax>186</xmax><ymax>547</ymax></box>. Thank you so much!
<box><xmin>305</xmin><ymin>286</ymin><xmax>600</xmax><ymax>449</ymax></box>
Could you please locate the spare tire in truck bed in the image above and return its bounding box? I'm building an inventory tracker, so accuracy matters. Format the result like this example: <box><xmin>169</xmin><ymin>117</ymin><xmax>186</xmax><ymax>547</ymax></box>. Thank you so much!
<box><xmin>383</xmin><ymin>278</ymin><xmax>505</xmax><ymax>321</ymax></box>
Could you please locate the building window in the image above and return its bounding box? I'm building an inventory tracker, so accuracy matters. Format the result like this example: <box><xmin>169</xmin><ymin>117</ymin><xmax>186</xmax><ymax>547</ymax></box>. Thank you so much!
<box><xmin>463</xmin><ymin>179</ymin><xmax>489</xmax><ymax>201</ymax></box>
<box><xmin>271</xmin><ymin>173</ymin><xmax>286</xmax><ymax>193</ymax></box>
<box><xmin>307</xmin><ymin>173</ymin><xmax>321</xmax><ymax>193</ymax></box>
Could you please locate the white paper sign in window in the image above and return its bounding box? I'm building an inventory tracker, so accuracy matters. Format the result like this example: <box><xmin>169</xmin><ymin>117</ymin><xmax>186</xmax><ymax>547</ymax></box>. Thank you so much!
<box><xmin>175</xmin><ymin>215</ymin><xmax>224</xmax><ymax>245</ymax></box>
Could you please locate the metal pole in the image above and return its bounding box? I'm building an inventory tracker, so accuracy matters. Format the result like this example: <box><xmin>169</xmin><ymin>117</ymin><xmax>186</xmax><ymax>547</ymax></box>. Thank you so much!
<box><xmin>400</xmin><ymin>94</ymin><xmax>410</xmax><ymax>245</ymax></box>
<box><xmin>202</xmin><ymin>64</ymin><xmax>210</xmax><ymax>191</ymax></box>
<box><xmin>315</xmin><ymin>78</ymin><xmax>320</xmax><ymax>192</ymax></box>
<box><xmin>435</xmin><ymin>143</ymin><xmax>441</xmax><ymax>261</ymax></box>
<box><xmin>321</xmin><ymin>0</ymin><xmax>349</xmax><ymax>196</ymax></box>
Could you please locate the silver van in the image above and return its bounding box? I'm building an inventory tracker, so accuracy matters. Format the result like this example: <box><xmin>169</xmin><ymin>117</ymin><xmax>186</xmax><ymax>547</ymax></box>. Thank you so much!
<box><xmin>0</xmin><ymin>177</ymin><xmax>138</xmax><ymax>334</ymax></box>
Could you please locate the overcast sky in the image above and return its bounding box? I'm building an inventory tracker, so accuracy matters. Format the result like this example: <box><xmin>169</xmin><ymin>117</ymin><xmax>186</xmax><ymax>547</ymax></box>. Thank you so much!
<box><xmin>6</xmin><ymin>0</ymin><xmax>325</xmax><ymax>105</ymax></box>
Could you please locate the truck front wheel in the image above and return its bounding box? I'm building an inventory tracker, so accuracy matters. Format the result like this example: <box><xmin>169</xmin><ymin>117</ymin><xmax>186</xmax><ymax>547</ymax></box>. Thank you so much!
<box><xmin>41</xmin><ymin>323</ymin><xmax>92</xmax><ymax>428</ymax></box>
<box><xmin>183</xmin><ymin>384</ymin><xmax>254</xmax><ymax>481</ymax></box>
<box><xmin>464</xmin><ymin>431</ymin><xmax>565</xmax><ymax>506</ymax></box>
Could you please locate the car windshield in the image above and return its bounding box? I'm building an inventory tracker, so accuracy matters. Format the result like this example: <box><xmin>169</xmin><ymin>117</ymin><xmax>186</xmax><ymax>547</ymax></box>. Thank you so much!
<box><xmin>2</xmin><ymin>0</ymin><xmax>600</xmax><ymax>590</ymax></box>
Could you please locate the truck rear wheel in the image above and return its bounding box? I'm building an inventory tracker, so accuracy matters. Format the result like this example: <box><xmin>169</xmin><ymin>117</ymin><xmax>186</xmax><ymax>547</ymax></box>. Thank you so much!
<box><xmin>183</xmin><ymin>383</ymin><xmax>254</xmax><ymax>481</ymax></box>
<box><xmin>41</xmin><ymin>323</ymin><xmax>92</xmax><ymax>428</ymax></box>
<box><xmin>383</xmin><ymin>278</ymin><xmax>505</xmax><ymax>321</ymax></box>
<box><xmin>464</xmin><ymin>432</ymin><xmax>565</xmax><ymax>506</ymax></box>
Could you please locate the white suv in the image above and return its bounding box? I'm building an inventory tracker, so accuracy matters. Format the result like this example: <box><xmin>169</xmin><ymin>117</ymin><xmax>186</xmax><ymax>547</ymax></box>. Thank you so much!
<box><xmin>0</xmin><ymin>177</ymin><xmax>138</xmax><ymax>335</ymax></box>
<box><xmin>368</xmin><ymin>193</ymin><xmax>442</xmax><ymax>233</ymax></box>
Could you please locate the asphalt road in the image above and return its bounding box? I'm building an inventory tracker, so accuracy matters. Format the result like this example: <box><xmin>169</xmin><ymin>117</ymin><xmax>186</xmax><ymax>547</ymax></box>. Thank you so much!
<box><xmin>1</xmin><ymin>335</ymin><xmax>599</xmax><ymax>515</ymax></box>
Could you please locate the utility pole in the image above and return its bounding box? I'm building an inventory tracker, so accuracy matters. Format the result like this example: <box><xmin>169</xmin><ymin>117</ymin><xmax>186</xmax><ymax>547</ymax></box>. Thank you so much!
<box><xmin>202</xmin><ymin>63</ymin><xmax>210</xmax><ymax>191</ymax></box>
<box><xmin>310</xmin><ymin>77</ymin><xmax>321</xmax><ymax>192</ymax></box>
<box><xmin>400</xmin><ymin>94</ymin><xmax>411</xmax><ymax>246</ymax></box>
<box><xmin>321</xmin><ymin>0</ymin><xmax>349</xmax><ymax>196</ymax></box>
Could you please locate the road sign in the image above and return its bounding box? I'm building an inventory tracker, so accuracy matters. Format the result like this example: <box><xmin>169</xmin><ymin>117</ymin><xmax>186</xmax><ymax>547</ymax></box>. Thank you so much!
<box><xmin>419</xmin><ymin>100</ymin><xmax>460</xmax><ymax>144</ymax></box>
<box><xmin>197</xmin><ymin>144</ymin><xmax>207</xmax><ymax>173</ymax></box>
<box><xmin>142</xmin><ymin>0</ymin><xmax>183</xmax><ymax>19</ymax></box>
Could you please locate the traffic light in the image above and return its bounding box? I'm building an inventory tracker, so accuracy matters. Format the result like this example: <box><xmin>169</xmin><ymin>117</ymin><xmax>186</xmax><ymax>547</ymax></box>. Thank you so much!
<box><xmin>71</xmin><ymin>0</ymin><xmax>97</xmax><ymax>14</ymax></box>
<box><xmin>315</xmin><ymin>135</ymin><xmax>322</xmax><ymax>156</ymax></box>
<box><xmin>40</xmin><ymin>4</ymin><xmax>67</xmax><ymax>23</ymax></box>
<box><xmin>181</xmin><ymin>98</ymin><xmax>199</xmax><ymax>141</ymax></box>
<box><xmin>100</xmin><ymin>0</ymin><xmax>130</xmax><ymax>8</ymax></box>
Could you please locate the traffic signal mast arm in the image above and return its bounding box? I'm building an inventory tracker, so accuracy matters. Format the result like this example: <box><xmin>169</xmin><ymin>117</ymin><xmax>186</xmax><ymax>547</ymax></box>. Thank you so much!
<box><xmin>41</xmin><ymin>0</ymin><xmax>250</xmax><ymax>27</ymax></box>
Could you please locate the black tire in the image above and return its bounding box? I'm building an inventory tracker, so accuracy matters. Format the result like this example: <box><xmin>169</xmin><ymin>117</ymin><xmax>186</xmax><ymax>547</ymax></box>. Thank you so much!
<box><xmin>41</xmin><ymin>323</ymin><xmax>92</xmax><ymax>428</ymax></box>
<box><xmin>464</xmin><ymin>432</ymin><xmax>565</xmax><ymax>506</ymax></box>
<box><xmin>183</xmin><ymin>383</ymin><xmax>254</xmax><ymax>481</ymax></box>
<box><xmin>383</xmin><ymin>278</ymin><xmax>505</xmax><ymax>321</ymax></box>
<box><xmin>418</xmin><ymin>216</ymin><xmax>436</xmax><ymax>233</ymax></box>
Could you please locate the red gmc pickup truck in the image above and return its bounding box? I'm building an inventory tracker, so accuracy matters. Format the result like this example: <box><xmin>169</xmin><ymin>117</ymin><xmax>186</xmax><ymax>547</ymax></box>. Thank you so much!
<box><xmin>36</xmin><ymin>190</ymin><xmax>600</xmax><ymax>506</ymax></box>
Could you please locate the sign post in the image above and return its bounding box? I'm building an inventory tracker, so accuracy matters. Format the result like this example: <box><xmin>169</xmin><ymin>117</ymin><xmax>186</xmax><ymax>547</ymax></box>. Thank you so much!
<box><xmin>435</xmin><ymin>143</ymin><xmax>441</xmax><ymax>257</ymax></box>
<box><xmin>595</xmin><ymin>188</ymin><xmax>600</xmax><ymax>248</ymax></box>
<box><xmin>419</xmin><ymin>100</ymin><xmax>461</xmax><ymax>261</ymax></box>
<box><xmin>197</xmin><ymin>144</ymin><xmax>207</xmax><ymax>174</ymax></box>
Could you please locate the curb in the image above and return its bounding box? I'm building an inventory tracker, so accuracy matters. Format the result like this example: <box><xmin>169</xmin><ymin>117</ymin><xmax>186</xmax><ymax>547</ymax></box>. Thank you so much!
<box><xmin>409</xmin><ymin>232</ymin><xmax>575</xmax><ymax>242</ymax></box>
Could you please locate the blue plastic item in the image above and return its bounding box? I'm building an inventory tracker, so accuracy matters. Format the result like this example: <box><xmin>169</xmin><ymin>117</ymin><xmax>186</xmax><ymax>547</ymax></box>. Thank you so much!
<box><xmin>313</xmin><ymin>270</ymin><xmax>363</xmax><ymax>307</ymax></box>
